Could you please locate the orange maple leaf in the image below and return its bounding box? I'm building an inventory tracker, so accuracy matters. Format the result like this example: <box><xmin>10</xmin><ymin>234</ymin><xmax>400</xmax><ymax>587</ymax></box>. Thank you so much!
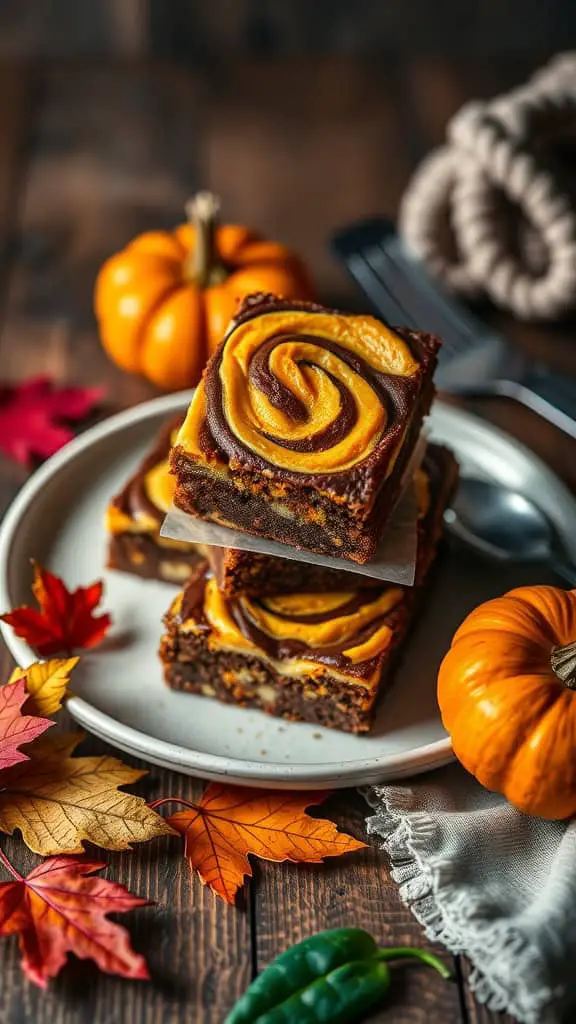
<box><xmin>166</xmin><ymin>785</ymin><xmax>367</xmax><ymax>904</ymax></box>
<box><xmin>0</xmin><ymin>562</ymin><xmax>111</xmax><ymax>657</ymax></box>
<box><xmin>0</xmin><ymin>677</ymin><xmax>52</xmax><ymax>773</ymax></box>
<box><xmin>0</xmin><ymin>852</ymin><xmax>149</xmax><ymax>987</ymax></box>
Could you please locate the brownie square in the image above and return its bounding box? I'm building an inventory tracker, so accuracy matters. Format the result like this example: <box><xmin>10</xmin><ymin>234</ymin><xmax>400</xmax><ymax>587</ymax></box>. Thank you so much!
<box><xmin>159</xmin><ymin>444</ymin><xmax>458</xmax><ymax>733</ymax></box>
<box><xmin>205</xmin><ymin>443</ymin><xmax>450</xmax><ymax>597</ymax></box>
<box><xmin>106</xmin><ymin>415</ymin><xmax>207</xmax><ymax>584</ymax></box>
<box><xmin>206</xmin><ymin>544</ymin><xmax>376</xmax><ymax>597</ymax></box>
<box><xmin>170</xmin><ymin>293</ymin><xmax>440</xmax><ymax>564</ymax></box>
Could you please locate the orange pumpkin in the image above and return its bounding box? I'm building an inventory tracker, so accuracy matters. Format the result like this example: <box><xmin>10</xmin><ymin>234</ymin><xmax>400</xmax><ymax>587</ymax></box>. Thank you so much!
<box><xmin>438</xmin><ymin>585</ymin><xmax>576</xmax><ymax>819</ymax></box>
<box><xmin>94</xmin><ymin>191</ymin><xmax>313</xmax><ymax>390</ymax></box>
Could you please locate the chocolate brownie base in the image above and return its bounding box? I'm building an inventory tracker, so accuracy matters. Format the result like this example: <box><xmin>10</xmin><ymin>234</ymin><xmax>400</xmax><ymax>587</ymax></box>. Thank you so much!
<box><xmin>206</xmin><ymin>441</ymin><xmax>454</xmax><ymax>597</ymax></box>
<box><xmin>159</xmin><ymin>612</ymin><xmax>408</xmax><ymax>733</ymax></box>
<box><xmin>207</xmin><ymin>546</ymin><xmax>377</xmax><ymax>598</ymax></box>
<box><xmin>107</xmin><ymin>533</ymin><xmax>207</xmax><ymax>585</ymax></box>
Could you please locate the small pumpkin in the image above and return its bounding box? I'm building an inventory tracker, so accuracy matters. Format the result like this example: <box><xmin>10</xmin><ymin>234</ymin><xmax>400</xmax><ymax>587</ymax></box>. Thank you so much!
<box><xmin>94</xmin><ymin>191</ymin><xmax>313</xmax><ymax>391</ymax></box>
<box><xmin>438</xmin><ymin>585</ymin><xmax>576</xmax><ymax>819</ymax></box>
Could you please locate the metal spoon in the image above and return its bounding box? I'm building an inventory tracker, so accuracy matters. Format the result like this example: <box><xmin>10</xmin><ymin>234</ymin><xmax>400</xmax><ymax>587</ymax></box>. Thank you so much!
<box><xmin>444</xmin><ymin>476</ymin><xmax>576</xmax><ymax>586</ymax></box>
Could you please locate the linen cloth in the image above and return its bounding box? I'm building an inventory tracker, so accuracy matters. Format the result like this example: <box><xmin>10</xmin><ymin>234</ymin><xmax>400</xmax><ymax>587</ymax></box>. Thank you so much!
<box><xmin>365</xmin><ymin>764</ymin><xmax>576</xmax><ymax>1024</ymax></box>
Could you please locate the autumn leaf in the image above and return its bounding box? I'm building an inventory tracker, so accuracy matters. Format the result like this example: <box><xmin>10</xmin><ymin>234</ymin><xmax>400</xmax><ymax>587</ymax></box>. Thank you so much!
<box><xmin>0</xmin><ymin>678</ymin><xmax>53</xmax><ymax>773</ymax></box>
<box><xmin>1</xmin><ymin>562</ymin><xmax>111</xmax><ymax>656</ymax></box>
<box><xmin>0</xmin><ymin>375</ymin><xmax>103</xmax><ymax>465</ymax></box>
<box><xmin>0</xmin><ymin>852</ymin><xmax>149</xmax><ymax>987</ymax></box>
<box><xmin>8</xmin><ymin>657</ymin><xmax>79</xmax><ymax>717</ymax></box>
<box><xmin>166</xmin><ymin>784</ymin><xmax>367</xmax><ymax>904</ymax></box>
<box><xmin>0</xmin><ymin>733</ymin><xmax>173</xmax><ymax>856</ymax></box>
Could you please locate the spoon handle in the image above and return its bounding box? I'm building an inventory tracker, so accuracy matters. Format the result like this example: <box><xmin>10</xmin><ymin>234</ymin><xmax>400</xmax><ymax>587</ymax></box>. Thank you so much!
<box><xmin>550</xmin><ymin>555</ymin><xmax>576</xmax><ymax>588</ymax></box>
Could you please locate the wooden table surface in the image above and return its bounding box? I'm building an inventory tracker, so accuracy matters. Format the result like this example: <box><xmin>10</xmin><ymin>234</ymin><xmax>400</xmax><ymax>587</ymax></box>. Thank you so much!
<box><xmin>0</xmin><ymin>54</ymin><xmax>574</xmax><ymax>1024</ymax></box>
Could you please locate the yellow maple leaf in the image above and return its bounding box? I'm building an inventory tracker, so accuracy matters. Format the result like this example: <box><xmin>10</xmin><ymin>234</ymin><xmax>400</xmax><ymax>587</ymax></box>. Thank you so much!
<box><xmin>8</xmin><ymin>657</ymin><xmax>79</xmax><ymax>717</ymax></box>
<box><xmin>0</xmin><ymin>732</ymin><xmax>174</xmax><ymax>855</ymax></box>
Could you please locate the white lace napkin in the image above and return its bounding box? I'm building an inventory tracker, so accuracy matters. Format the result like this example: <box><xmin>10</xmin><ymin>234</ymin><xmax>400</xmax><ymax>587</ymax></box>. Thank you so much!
<box><xmin>365</xmin><ymin>765</ymin><xmax>576</xmax><ymax>1024</ymax></box>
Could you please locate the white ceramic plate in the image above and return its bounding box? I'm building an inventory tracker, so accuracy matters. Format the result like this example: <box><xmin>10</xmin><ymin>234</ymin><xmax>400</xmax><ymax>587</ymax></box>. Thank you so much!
<box><xmin>1</xmin><ymin>392</ymin><xmax>574</xmax><ymax>789</ymax></box>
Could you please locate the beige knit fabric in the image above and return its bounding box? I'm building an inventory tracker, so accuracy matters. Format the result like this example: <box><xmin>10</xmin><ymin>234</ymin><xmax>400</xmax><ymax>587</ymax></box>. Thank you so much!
<box><xmin>399</xmin><ymin>53</ymin><xmax>576</xmax><ymax>319</ymax></box>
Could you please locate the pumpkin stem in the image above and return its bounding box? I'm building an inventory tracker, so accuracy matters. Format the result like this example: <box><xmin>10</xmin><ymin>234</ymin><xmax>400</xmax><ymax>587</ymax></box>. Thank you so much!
<box><xmin>551</xmin><ymin>640</ymin><xmax>576</xmax><ymax>689</ymax></box>
<box><xmin>184</xmin><ymin>191</ymin><xmax>228</xmax><ymax>288</ymax></box>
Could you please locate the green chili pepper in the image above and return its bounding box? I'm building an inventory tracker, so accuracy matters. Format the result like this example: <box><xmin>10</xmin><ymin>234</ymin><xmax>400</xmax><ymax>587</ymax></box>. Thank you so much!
<box><xmin>225</xmin><ymin>927</ymin><xmax>453</xmax><ymax>1024</ymax></box>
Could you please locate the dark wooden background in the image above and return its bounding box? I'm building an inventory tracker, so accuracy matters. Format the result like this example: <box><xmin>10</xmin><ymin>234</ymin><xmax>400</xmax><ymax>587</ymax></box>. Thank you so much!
<box><xmin>1</xmin><ymin>51</ymin><xmax>575</xmax><ymax>1024</ymax></box>
<box><xmin>2</xmin><ymin>2</ymin><xmax>576</xmax><ymax>59</ymax></box>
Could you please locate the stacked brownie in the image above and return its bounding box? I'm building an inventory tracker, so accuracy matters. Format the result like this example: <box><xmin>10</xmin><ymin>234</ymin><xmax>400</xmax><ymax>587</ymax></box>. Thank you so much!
<box><xmin>160</xmin><ymin>444</ymin><xmax>457</xmax><ymax>732</ymax></box>
<box><xmin>169</xmin><ymin>294</ymin><xmax>440</xmax><ymax>562</ymax></box>
<box><xmin>105</xmin><ymin>416</ymin><xmax>206</xmax><ymax>584</ymax></box>
<box><xmin>107</xmin><ymin>293</ymin><xmax>458</xmax><ymax>732</ymax></box>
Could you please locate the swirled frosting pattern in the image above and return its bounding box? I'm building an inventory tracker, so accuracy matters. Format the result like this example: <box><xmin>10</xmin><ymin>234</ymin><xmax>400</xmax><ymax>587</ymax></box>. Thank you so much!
<box><xmin>176</xmin><ymin>298</ymin><xmax>426</xmax><ymax>483</ymax></box>
<box><xmin>178</xmin><ymin>575</ymin><xmax>404</xmax><ymax>684</ymax></box>
<box><xmin>106</xmin><ymin>414</ymin><xmax>207</xmax><ymax>581</ymax></box>
<box><xmin>107</xmin><ymin>418</ymin><xmax>181</xmax><ymax>540</ymax></box>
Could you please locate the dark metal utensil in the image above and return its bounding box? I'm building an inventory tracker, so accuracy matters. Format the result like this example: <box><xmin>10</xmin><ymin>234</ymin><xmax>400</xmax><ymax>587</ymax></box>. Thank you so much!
<box><xmin>331</xmin><ymin>217</ymin><xmax>576</xmax><ymax>439</ymax></box>
<box><xmin>445</xmin><ymin>476</ymin><xmax>576</xmax><ymax>585</ymax></box>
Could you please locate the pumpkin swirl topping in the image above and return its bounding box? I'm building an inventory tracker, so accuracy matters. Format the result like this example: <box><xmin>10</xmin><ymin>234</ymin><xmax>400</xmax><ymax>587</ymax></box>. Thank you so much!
<box><xmin>200</xmin><ymin>578</ymin><xmax>403</xmax><ymax>677</ymax></box>
<box><xmin>178</xmin><ymin>308</ymin><xmax>420</xmax><ymax>477</ymax></box>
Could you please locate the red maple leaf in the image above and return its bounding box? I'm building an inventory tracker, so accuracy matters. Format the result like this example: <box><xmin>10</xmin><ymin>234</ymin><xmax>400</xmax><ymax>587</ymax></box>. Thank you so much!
<box><xmin>0</xmin><ymin>853</ymin><xmax>150</xmax><ymax>986</ymax></box>
<box><xmin>0</xmin><ymin>677</ymin><xmax>52</xmax><ymax>773</ymax></box>
<box><xmin>0</xmin><ymin>562</ymin><xmax>112</xmax><ymax>656</ymax></box>
<box><xmin>0</xmin><ymin>376</ymin><xmax>103</xmax><ymax>465</ymax></box>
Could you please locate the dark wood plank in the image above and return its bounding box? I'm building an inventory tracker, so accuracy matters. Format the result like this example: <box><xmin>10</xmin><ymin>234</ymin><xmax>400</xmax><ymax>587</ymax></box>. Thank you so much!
<box><xmin>0</xmin><ymin>62</ymin><xmax>206</xmax><ymax>398</ymax></box>
<box><xmin>403</xmin><ymin>55</ymin><xmax>544</xmax><ymax>153</ymax></box>
<box><xmin>0</xmin><ymin>3</ymin><xmax>569</xmax><ymax>60</ymax></box>
<box><xmin>150</xmin><ymin>4</ymin><xmax>570</xmax><ymax>60</ymax></box>
<box><xmin>205</xmin><ymin>57</ymin><xmax>413</xmax><ymax>307</ymax></box>
<box><xmin>0</xmin><ymin>66</ymin><xmax>35</xmax><ymax>256</ymax></box>
<box><xmin>0</xmin><ymin>2</ymin><xmax>146</xmax><ymax>59</ymax></box>
<box><xmin>0</xmin><ymin>65</ymin><xmax>37</xmax><ymax>516</ymax></box>
<box><xmin>103</xmin><ymin>0</ymin><xmax>148</xmax><ymax>57</ymax></box>
<box><xmin>255</xmin><ymin>791</ymin><xmax>463</xmax><ymax>1023</ymax></box>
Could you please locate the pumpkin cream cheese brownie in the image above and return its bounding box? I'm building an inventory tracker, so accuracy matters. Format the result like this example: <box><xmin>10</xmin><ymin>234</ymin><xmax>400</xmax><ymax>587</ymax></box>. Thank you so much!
<box><xmin>169</xmin><ymin>293</ymin><xmax>440</xmax><ymax>563</ymax></box>
<box><xmin>206</xmin><ymin>445</ymin><xmax>450</xmax><ymax>597</ymax></box>
<box><xmin>106</xmin><ymin>415</ymin><xmax>207</xmax><ymax>583</ymax></box>
<box><xmin>159</xmin><ymin>445</ymin><xmax>458</xmax><ymax>732</ymax></box>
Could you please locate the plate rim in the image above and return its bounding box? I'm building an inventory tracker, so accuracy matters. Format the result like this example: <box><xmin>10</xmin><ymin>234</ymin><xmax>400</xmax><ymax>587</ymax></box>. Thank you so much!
<box><xmin>0</xmin><ymin>391</ymin><xmax>573</xmax><ymax>785</ymax></box>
